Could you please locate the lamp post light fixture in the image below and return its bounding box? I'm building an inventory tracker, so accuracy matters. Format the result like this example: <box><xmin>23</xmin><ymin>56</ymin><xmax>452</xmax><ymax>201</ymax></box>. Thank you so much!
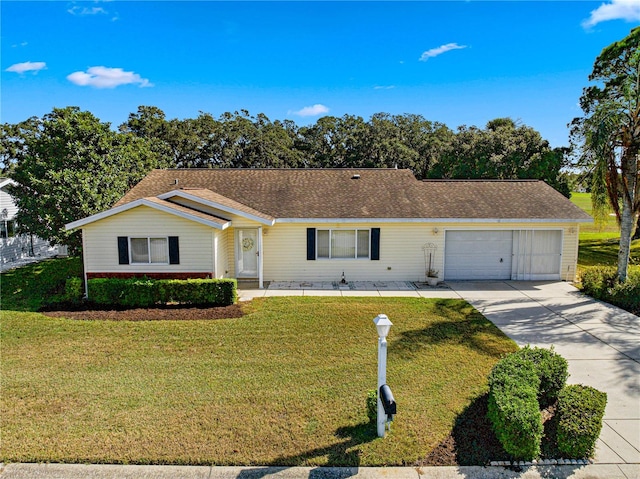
<box><xmin>373</xmin><ymin>313</ymin><xmax>392</xmax><ymax>438</ymax></box>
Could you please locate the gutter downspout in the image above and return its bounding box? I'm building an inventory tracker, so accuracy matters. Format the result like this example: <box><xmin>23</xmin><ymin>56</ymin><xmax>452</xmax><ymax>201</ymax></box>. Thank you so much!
<box><xmin>82</xmin><ymin>229</ymin><xmax>89</xmax><ymax>299</ymax></box>
<box><xmin>258</xmin><ymin>226</ymin><xmax>264</xmax><ymax>289</ymax></box>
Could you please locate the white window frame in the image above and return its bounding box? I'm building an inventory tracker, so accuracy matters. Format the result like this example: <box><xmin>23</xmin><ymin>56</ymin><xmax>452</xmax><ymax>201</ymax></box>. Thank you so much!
<box><xmin>1</xmin><ymin>219</ymin><xmax>17</xmax><ymax>239</ymax></box>
<box><xmin>129</xmin><ymin>236</ymin><xmax>169</xmax><ymax>265</ymax></box>
<box><xmin>316</xmin><ymin>229</ymin><xmax>370</xmax><ymax>260</ymax></box>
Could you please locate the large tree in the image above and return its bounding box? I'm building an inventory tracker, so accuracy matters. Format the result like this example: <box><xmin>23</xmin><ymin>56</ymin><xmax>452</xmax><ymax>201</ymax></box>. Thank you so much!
<box><xmin>427</xmin><ymin>118</ymin><xmax>570</xmax><ymax>196</ymax></box>
<box><xmin>571</xmin><ymin>27</ymin><xmax>640</xmax><ymax>282</ymax></box>
<box><xmin>4</xmin><ymin>107</ymin><xmax>160</xmax><ymax>253</ymax></box>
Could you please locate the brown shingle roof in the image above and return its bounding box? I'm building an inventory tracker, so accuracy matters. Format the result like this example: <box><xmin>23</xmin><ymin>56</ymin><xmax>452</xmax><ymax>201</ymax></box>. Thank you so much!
<box><xmin>143</xmin><ymin>197</ymin><xmax>230</xmax><ymax>226</ymax></box>
<box><xmin>416</xmin><ymin>180</ymin><xmax>593</xmax><ymax>220</ymax></box>
<box><xmin>114</xmin><ymin>169</ymin><xmax>592</xmax><ymax>222</ymax></box>
<box><xmin>161</xmin><ymin>188</ymin><xmax>275</xmax><ymax>222</ymax></box>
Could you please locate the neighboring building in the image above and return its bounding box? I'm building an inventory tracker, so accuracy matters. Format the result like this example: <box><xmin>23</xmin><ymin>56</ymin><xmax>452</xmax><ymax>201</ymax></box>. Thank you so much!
<box><xmin>1</xmin><ymin>178</ymin><xmax>62</xmax><ymax>266</ymax></box>
<box><xmin>66</xmin><ymin>169</ymin><xmax>592</xmax><ymax>288</ymax></box>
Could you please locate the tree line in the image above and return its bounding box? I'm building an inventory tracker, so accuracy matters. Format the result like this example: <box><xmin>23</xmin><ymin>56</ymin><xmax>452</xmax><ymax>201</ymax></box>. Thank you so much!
<box><xmin>121</xmin><ymin>106</ymin><xmax>570</xmax><ymax>192</ymax></box>
<box><xmin>0</xmin><ymin>106</ymin><xmax>572</xmax><ymax>252</ymax></box>
<box><xmin>3</xmin><ymin>106</ymin><xmax>572</xmax><ymax>187</ymax></box>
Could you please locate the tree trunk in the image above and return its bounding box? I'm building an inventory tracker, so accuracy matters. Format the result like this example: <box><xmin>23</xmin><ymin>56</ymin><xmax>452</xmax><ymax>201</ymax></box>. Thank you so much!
<box><xmin>617</xmin><ymin>148</ymin><xmax>639</xmax><ymax>282</ymax></box>
<box><xmin>618</xmin><ymin>202</ymin><xmax>636</xmax><ymax>282</ymax></box>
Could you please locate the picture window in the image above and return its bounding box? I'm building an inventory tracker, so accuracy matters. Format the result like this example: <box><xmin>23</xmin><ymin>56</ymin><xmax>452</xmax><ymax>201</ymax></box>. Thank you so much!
<box><xmin>317</xmin><ymin>229</ymin><xmax>369</xmax><ymax>259</ymax></box>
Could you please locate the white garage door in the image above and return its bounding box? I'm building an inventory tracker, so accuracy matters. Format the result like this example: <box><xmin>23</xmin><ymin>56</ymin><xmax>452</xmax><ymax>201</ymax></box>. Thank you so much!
<box><xmin>512</xmin><ymin>230</ymin><xmax>562</xmax><ymax>280</ymax></box>
<box><xmin>444</xmin><ymin>230</ymin><xmax>513</xmax><ymax>280</ymax></box>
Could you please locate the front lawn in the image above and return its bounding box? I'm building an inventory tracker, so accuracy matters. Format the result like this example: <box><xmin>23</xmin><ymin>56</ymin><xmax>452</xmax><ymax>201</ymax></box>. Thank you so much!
<box><xmin>570</xmin><ymin>192</ymin><xmax>639</xmax><ymax>271</ymax></box>
<box><xmin>1</xmin><ymin>297</ymin><xmax>516</xmax><ymax>466</ymax></box>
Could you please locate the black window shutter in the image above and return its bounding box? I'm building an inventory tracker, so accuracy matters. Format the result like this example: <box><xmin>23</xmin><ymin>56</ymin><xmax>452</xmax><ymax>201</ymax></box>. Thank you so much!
<box><xmin>169</xmin><ymin>236</ymin><xmax>180</xmax><ymax>264</ymax></box>
<box><xmin>371</xmin><ymin>228</ymin><xmax>380</xmax><ymax>260</ymax></box>
<box><xmin>118</xmin><ymin>237</ymin><xmax>129</xmax><ymax>264</ymax></box>
<box><xmin>307</xmin><ymin>228</ymin><xmax>316</xmax><ymax>260</ymax></box>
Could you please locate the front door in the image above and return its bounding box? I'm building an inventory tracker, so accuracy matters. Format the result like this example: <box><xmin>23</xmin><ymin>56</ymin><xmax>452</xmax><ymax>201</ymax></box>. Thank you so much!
<box><xmin>236</xmin><ymin>229</ymin><xmax>259</xmax><ymax>278</ymax></box>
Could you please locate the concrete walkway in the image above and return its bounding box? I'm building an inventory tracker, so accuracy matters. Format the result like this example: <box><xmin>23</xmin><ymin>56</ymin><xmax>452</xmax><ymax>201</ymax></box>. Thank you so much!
<box><xmin>0</xmin><ymin>462</ymin><xmax>636</xmax><ymax>479</ymax></box>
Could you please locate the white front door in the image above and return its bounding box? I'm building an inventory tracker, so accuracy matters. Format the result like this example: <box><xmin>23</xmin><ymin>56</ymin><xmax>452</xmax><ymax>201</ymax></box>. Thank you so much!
<box><xmin>236</xmin><ymin>229</ymin><xmax>259</xmax><ymax>278</ymax></box>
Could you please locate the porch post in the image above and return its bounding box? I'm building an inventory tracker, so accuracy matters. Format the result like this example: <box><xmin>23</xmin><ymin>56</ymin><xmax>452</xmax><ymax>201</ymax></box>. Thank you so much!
<box><xmin>212</xmin><ymin>230</ymin><xmax>217</xmax><ymax>279</ymax></box>
<box><xmin>258</xmin><ymin>226</ymin><xmax>264</xmax><ymax>289</ymax></box>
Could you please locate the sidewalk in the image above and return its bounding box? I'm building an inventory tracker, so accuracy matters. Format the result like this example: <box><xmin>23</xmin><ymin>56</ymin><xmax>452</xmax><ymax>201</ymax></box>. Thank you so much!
<box><xmin>1</xmin><ymin>463</ymin><xmax>637</xmax><ymax>479</ymax></box>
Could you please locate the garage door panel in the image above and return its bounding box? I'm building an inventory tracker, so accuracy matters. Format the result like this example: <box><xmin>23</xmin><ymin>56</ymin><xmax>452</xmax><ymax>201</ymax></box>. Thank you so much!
<box><xmin>444</xmin><ymin>231</ymin><xmax>512</xmax><ymax>280</ymax></box>
<box><xmin>445</xmin><ymin>238</ymin><xmax>512</xmax><ymax>255</ymax></box>
<box><xmin>512</xmin><ymin>230</ymin><xmax>562</xmax><ymax>280</ymax></box>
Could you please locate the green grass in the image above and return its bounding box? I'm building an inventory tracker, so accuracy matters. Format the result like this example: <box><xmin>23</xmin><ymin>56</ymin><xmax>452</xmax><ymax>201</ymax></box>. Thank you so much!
<box><xmin>0</xmin><ymin>297</ymin><xmax>517</xmax><ymax>466</ymax></box>
<box><xmin>1</xmin><ymin>257</ymin><xmax>83</xmax><ymax>311</ymax></box>
<box><xmin>570</xmin><ymin>193</ymin><xmax>639</xmax><ymax>270</ymax></box>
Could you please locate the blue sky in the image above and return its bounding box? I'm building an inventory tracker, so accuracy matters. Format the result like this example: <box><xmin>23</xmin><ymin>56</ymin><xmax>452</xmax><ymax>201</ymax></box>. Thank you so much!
<box><xmin>2</xmin><ymin>1</ymin><xmax>640</xmax><ymax>148</ymax></box>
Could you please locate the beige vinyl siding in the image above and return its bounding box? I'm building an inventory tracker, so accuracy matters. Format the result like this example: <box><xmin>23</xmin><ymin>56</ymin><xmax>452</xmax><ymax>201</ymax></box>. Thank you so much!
<box><xmin>82</xmin><ymin>205</ymin><xmax>215</xmax><ymax>274</ymax></box>
<box><xmin>563</xmin><ymin>223</ymin><xmax>580</xmax><ymax>282</ymax></box>
<box><xmin>260</xmin><ymin>221</ymin><xmax>581</xmax><ymax>282</ymax></box>
<box><xmin>262</xmin><ymin>223</ymin><xmax>443</xmax><ymax>282</ymax></box>
<box><xmin>80</xmin><ymin>207</ymin><xmax>582</xmax><ymax>282</ymax></box>
<box><xmin>214</xmin><ymin>229</ymin><xmax>230</xmax><ymax>279</ymax></box>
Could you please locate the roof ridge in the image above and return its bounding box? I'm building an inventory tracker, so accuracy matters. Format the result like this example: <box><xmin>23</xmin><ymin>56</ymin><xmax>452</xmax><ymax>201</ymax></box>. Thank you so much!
<box><xmin>421</xmin><ymin>179</ymin><xmax>541</xmax><ymax>183</ymax></box>
<box><xmin>153</xmin><ymin>168</ymin><xmax>411</xmax><ymax>172</ymax></box>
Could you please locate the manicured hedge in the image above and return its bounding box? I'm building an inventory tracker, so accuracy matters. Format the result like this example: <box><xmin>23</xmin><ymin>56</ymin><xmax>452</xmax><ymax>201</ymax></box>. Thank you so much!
<box><xmin>556</xmin><ymin>385</ymin><xmax>607</xmax><ymax>458</ymax></box>
<box><xmin>487</xmin><ymin>352</ymin><xmax>543</xmax><ymax>460</ymax></box>
<box><xmin>582</xmin><ymin>266</ymin><xmax>640</xmax><ymax>315</ymax></box>
<box><xmin>488</xmin><ymin>347</ymin><xmax>607</xmax><ymax>460</ymax></box>
<box><xmin>513</xmin><ymin>346</ymin><xmax>568</xmax><ymax>407</ymax></box>
<box><xmin>87</xmin><ymin>277</ymin><xmax>237</xmax><ymax>307</ymax></box>
<box><xmin>157</xmin><ymin>279</ymin><xmax>237</xmax><ymax>306</ymax></box>
<box><xmin>64</xmin><ymin>277</ymin><xmax>84</xmax><ymax>304</ymax></box>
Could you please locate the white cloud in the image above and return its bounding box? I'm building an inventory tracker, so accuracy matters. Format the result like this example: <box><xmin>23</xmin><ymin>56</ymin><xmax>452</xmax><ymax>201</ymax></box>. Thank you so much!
<box><xmin>374</xmin><ymin>85</ymin><xmax>395</xmax><ymax>90</ymax></box>
<box><xmin>419</xmin><ymin>43</ymin><xmax>467</xmax><ymax>61</ymax></box>
<box><xmin>290</xmin><ymin>104</ymin><xmax>330</xmax><ymax>117</ymax></box>
<box><xmin>68</xmin><ymin>6</ymin><xmax>107</xmax><ymax>16</ymax></box>
<box><xmin>5</xmin><ymin>61</ymin><xmax>47</xmax><ymax>73</ymax></box>
<box><xmin>67</xmin><ymin>66</ymin><xmax>153</xmax><ymax>88</ymax></box>
<box><xmin>583</xmin><ymin>0</ymin><xmax>640</xmax><ymax>28</ymax></box>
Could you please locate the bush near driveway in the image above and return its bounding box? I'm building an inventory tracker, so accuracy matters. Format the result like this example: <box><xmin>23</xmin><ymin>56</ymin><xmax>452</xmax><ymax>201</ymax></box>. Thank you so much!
<box><xmin>581</xmin><ymin>266</ymin><xmax>640</xmax><ymax>315</ymax></box>
<box><xmin>556</xmin><ymin>385</ymin><xmax>607</xmax><ymax>458</ymax></box>
<box><xmin>487</xmin><ymin>347</ymin><xmax>606</xmax><ymax>461</ymax></box>
<box><xmin>513</xmin><ymin>346</ymin><xmax>568</xmax><ymax>408</ymax></box>
<box><xmin>487</xmin><ymin>351</ymin><xmax>543</xmax><ymax>460</ymax></box>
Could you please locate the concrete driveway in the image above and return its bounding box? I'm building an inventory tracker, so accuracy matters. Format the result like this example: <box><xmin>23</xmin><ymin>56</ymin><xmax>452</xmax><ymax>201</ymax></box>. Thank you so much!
<box><xmin>448</xmin><ymin>281</ymin><xmax>639</xmax><ymax>470</ymax></box>
<box><xmin>240</xmin><ymin>280</ymin><xmax>639</xmax><ymax>470</ymax></box>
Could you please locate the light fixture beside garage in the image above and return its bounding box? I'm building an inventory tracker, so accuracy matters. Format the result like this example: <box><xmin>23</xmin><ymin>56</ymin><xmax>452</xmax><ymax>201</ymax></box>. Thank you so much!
<box><xmin>433</xmin><ymin>227</ymin><xmax>439</xmax><ymax>235</ymax></box>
